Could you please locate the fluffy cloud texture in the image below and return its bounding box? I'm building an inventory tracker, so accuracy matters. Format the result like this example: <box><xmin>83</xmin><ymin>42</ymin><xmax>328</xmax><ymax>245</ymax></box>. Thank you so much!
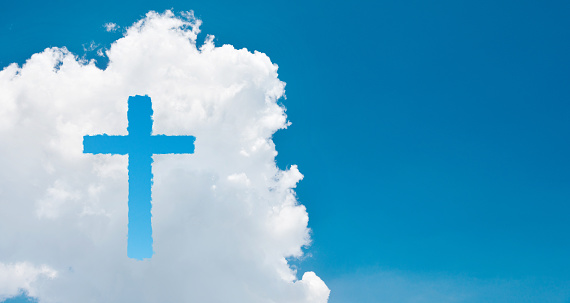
<box><xmin>0</xmin><ymin>11</ymin><xmax>329</xmax><ymax>303</ymax></box>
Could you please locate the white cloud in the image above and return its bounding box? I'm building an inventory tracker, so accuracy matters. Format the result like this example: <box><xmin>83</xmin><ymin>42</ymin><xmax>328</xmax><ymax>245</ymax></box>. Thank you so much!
<box><xmin>82</xmin><ymin>41</ymin><xmax>99</xmax><ymax>52</ymax></box>
<box><xmin>103</xmin><ymin>22</ymin><xmax>118</xmax><ymax>32</ymax></box>
<box><xmin>0</xmin><ymin>10</ymin><xmax>329</xmax><ymax>303</ymax></box>
<box><xmin>0</xmin><ymin>262</ymin><xmax>57</xmax><ymax>301</ymax></box>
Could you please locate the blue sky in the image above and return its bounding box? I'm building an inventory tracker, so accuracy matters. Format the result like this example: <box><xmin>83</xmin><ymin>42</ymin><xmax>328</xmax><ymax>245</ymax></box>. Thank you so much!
<box><xmin>2</xmin><ymin>0</ymin><xmax>570</xmax><ymax>302</ymax></box>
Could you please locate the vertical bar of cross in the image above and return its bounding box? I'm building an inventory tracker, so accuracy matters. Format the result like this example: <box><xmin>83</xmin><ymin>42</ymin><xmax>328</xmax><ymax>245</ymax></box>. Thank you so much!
<box><xmin>126</xmin><ymin>96</ymin><xmax>154</xmax><ymax>259</ymax></box>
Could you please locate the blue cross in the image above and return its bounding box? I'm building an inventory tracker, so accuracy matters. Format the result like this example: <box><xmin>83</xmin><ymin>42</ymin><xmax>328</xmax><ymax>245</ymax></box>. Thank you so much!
<box><xmin>83</xmin><ymin>95</ymin><xmax>195</xmax><ymax>260</ymax></box>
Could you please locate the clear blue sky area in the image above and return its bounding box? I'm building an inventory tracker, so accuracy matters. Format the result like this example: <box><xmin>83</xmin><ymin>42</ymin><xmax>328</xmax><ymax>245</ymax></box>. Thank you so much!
<box><xmin>2</xmin><ymin>1</ymin><xmax>570</xmax><ymax>302</ymax></box>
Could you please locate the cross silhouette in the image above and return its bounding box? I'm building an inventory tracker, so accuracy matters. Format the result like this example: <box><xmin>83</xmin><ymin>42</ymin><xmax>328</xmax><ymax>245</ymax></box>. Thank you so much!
<box><xmin>83</xmin><ymin>95</ymin><xmax>195</xmax><ymax>260</ymax></box>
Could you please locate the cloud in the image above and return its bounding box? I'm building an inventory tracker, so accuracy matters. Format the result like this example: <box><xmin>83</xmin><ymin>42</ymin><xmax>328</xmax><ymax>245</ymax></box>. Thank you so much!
<box><xmin>103</xmin><ymin>22</ymin><xmax>118</xmax><ymax>32</ymax></box>
<box><xmin>0</xmin><ymin>10</ymin><xmax>329</xmax><ymax>303</ymax></box>
<box><xmin>0</xmin><ymin>262</ymin><xmax>57</xmax><ymax>301</ymax></box>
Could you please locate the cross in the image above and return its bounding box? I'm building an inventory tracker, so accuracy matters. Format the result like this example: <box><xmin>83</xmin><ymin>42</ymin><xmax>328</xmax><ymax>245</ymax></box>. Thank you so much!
<box><xmin>83</xmin><ymin>95</ymin><xmax>195</xmax><ymax>260</ymax></box>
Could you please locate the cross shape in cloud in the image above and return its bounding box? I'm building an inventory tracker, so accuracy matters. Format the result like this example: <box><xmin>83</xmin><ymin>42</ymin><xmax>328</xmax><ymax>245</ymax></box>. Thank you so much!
<box><xmin>83</xmin><ymin>95</ymin><xmax>196</xmax><ymax>260</ymax></box>
<box><xmin>0</xmin><ymin>10</ymin><xmax>329</xmax><ymax>303</ymax></box>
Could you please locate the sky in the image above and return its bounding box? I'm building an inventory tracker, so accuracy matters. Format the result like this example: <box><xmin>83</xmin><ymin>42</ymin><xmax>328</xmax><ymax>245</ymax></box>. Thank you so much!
<box><xmin>1</xmin><ymin>1</ymin><xmax>570</xmax><ymax>302</ymax></box>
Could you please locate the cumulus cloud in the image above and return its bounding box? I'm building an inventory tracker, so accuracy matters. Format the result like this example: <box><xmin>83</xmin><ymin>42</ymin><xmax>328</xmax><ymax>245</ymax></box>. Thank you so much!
<box><xmin>0</xmin><ymin>262</ymin><xmax>57</xmax><ymax>301</ymax></box>
<box><xmin>0</xmin><ymin>10</ymin><xmax>329</xmax><ymax>303</ymax></box>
